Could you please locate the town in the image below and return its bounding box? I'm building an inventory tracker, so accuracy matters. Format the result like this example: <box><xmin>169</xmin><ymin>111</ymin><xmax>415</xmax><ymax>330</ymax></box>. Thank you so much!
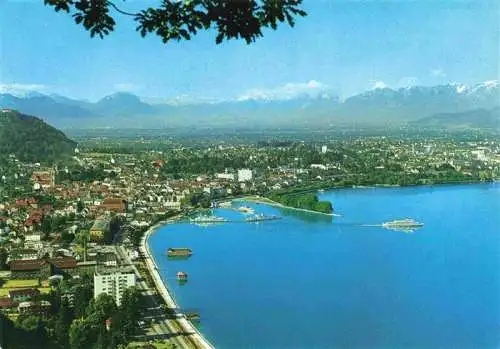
<box><xmin>0</xmin><ymin>132</ymin><xmax>499</xmax><ymax>349</ymax></box>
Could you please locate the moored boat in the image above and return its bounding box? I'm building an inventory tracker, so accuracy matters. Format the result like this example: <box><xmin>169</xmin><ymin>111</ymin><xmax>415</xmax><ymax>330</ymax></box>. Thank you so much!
<box><xmin>177</xmin><ymin>271</ymin><xmax>188</xmax><ymax>282</ymax></box>
<box><xmin>238</xmin><ymin>206</ymin><xmax>255</xmax><ymax>214</ymax></box>
<box><xmin>245</xmin><ymin>213</ymin><xmax>281</xmax><ymax>222</ymax></box>
<box><xmin>166</xmin><ymin>248</ymin><xmax>193</xmax><ymax>257</ymax></box>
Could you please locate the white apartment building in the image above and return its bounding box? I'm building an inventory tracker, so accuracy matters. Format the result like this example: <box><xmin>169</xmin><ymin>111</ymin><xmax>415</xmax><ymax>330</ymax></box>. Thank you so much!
<box><xmin>216</xmin><ymin>173</ymin><xmax>235</xmax><ymax>181</ymax></box>
<box><xmin>163</xmin><ymin>200</ymin><xmax>181</xmax><ymax>210</ymax></box>
<box><xmin>310</xmin><ymin>164</ymin><xmax>327</xmax><ymax>170</ymax></box>
<box><xmin>237</xmin><ymin>169</ymin><xmax>253</xmax><ymax>182</ymax></box>
<box><xmin>24</xmin><ymin>232</ymin><xmax>41</xmax><ymax>242</ymax></box>
<box><xmin>94</xmin><ymin>271</ymin><xmax>136</xmax><ymax>306</ymax></box>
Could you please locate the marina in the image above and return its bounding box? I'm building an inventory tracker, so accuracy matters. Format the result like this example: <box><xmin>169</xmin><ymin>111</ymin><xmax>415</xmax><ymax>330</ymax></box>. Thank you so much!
<box><xmin>244</xmin><ymin>213</ymin><xmax>281</xmax><ymax>222</ymax></box>
<box><xmin>188</xmin><ymin>210</ymin><xmax>283</xmax><ymax>225</ymax></box>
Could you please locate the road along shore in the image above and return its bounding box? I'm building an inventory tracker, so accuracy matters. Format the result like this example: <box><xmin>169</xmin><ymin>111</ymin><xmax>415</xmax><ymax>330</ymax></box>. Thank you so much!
<box><xmin>140</xmin><ymin>220</ymin><xmax>215</xmax><ymax>349</ymax></box>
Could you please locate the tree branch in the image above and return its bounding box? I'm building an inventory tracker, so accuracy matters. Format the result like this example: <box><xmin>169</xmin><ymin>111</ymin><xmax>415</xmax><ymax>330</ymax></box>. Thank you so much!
<box><xmin>107</xmin><ymin>1</ymin><xmax>138</xmax><ymax>17</ymax></box>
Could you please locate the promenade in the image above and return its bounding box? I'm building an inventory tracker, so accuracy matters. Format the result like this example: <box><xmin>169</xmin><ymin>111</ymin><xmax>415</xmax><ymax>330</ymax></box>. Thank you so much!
<box><xmin>140</xmin><ymin>221</ymin><xmax>215</xmax><ymax>349</ymax></box>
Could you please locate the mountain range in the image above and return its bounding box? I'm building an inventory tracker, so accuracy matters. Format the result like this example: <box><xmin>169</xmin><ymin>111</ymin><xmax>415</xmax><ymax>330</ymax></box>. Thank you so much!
<box><xmin>0</xmin><ymin>81</ymin><xmax>498</xmax><ymax>129</ymax></box>
<box><xmin>411</xmin><ymin>107</ymin><xmax>499</xmax><ymax>130</ymax></box>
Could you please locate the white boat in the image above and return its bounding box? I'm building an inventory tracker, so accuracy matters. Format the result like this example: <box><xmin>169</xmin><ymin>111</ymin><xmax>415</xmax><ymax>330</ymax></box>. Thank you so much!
<box><xmin>237</xmin><ymin>206</ymin><xmax>255</xmax><ymax>214</ymax></box>
<box><xmin>190</xmin><ymin>215</ymin><xmax>227</xmax><ymax>224</ymax></box>
<box><xmin>382</xmin><ymin>218</ymin><xmax>424</xmax><ymax>228</ymax></box>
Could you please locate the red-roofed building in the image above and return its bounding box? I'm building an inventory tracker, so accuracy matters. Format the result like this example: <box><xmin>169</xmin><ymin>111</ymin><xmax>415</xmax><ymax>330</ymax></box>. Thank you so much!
<box><xmin>9</xmin><ymin>257</ymin><xmax>78</xmax><ymax>278</ymax></box>
<box><xmin>10</xmin><ymin>259</ymin><xmax>49</xmax><ymax>279</ymax></box>
<box><xmin>0</xmin><ymin>297</ymin><xmax>18</xmax><ymax>310</ymax></box>
<box><xmin>101</xmin><ymin>198</ymin><xmax>128</xmax><ymax>213</ymax></box>
<box><xmin>153</xmin><ymin>160</ymin><xmax>165</xmax><ymax>169</ymax></box>
<box><xmin>15</xmin><ymin>198</ymin><xmax>38</xmax><ymax>208</ymax></box>
<box><xmin>31</xmin><ymin>170</ymin><xmax>55</xmax><ymax>189</ymax></box>
<box><xmin>49</xmin><ymin>257</ymin><xmax>78</xmax><ymax>276</ymax></box>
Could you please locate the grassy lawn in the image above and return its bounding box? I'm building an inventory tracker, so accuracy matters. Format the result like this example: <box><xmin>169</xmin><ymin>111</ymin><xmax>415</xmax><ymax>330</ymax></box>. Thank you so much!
<box><xmin>0</xmin><ymin>286</ymin><xmax>51</xmax><ymax>297</ymax></box>
<box><xmin>240</xmin><ymin>196</ymin><xmax>277</xmax><ymax>204</ymax></box>
<box><xmin>0</xmin><ymin>279</ymin><xmax>51</xmax><ymax>297</ymax></box>
<box><xmin>38</xmin><ymin>287</ymin><xmax>52</xmax><ymax>294</ymax></box>
<box><xmin>2</xmin><ymin>279</ymin><xmax>39</xmax><ymax>288</ymax></box>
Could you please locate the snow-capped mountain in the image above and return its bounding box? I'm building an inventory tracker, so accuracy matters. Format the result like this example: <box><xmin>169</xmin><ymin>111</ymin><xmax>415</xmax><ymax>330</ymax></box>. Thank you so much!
<box><xmin>338</xmin><ymin>81</ymin><xmax>499</xmax><ymax>121</ymax></box>
<box><xmin>0</xmin><ymin>81</ymin><xmax>497</xmax><ymax>129</ymax></box>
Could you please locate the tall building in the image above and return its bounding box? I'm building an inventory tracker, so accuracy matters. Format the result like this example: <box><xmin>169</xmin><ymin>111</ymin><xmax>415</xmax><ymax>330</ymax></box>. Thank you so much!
<box><xmin>321</xmin><ymin>145</ymin><xmax>328</xmax><ymax>154</ymax></box>
<box><xmin>237</xmin><ymin>169</ymin><xmax>253</xmax><ymax>182</ymax></box>
<box><xmin>94</xmin><ymin>271</ymin><xmax>136</xmax><ymax>306</ymax></box>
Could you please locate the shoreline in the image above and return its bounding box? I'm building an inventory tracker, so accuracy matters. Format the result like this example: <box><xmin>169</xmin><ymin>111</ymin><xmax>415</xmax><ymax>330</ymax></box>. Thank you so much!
<box><xmin>265</xmin><ymin>178</ymin><xmax>496</xmax><ymax>196</ymax></box>
<box><xmin>234</xmin><ymin>180</ymin><xmax>496</xmax><ymax>215</ymax></box>
<box><xmin>236</xmin><ymin>197</ymin><xmax>342</xmax><ymax>217</ymax></box>
<box><xmin>140</xmin><ymin>219</ymin><xmax>215</xmax><ymax>349</ymax></box>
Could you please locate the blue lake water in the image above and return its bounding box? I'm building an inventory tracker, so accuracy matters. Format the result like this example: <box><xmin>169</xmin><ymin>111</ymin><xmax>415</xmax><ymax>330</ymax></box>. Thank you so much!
<box><xmin>149</xmin><ymin>183</ymin><xmax>500</xmax><ymax>349</ymax></box>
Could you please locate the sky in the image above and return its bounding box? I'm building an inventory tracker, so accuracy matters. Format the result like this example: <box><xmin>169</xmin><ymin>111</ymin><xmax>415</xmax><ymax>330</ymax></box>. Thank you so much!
<box><xmin>0</xmin><ymin>0</ymin><xmax>498</xmax><ymax>102</ymax></box>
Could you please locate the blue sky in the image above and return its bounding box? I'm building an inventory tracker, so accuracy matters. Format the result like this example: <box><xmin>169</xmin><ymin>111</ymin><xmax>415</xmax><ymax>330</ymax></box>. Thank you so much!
<box><xmin>0</xmin><ymin>0</ymin><xmax>498</xmax><ymax>102</ymax></box>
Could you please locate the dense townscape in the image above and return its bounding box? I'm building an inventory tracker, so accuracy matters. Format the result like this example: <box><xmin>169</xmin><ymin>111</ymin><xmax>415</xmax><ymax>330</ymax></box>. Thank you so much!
<box><xmin>0</xmin><ymin>127</ymin><xmax>499</xmax><ymax>349</ymax></box>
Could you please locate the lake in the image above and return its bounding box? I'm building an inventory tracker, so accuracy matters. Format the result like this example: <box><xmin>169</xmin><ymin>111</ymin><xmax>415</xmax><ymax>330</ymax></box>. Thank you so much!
<box><xmin>148</xmin><ymin>183</ymin><xmax>500</xmax><ymax>349</ymax></box>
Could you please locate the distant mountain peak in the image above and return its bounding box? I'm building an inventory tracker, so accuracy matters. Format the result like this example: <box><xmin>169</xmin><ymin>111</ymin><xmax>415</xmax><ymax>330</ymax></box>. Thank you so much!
<box><xmin>478</xmin><ymin>80</ymin><xmax>498</xmax><ymax>88</ymax></box>
<box><xmin>455</xmin><ymin>84</ymin><xmax>468</xmax><ymax>94</ymax></box>
<box><xmin>100</xmin><ymin>92</ymin><xmax>141</xmax><ymax>102</ymax></box>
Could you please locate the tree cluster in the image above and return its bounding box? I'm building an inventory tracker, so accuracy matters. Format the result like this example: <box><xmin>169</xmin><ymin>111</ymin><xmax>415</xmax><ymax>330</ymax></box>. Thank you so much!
<box><xmin>0</xmin><ymin>110</ymin><xmax>76</xmax><ymax>163</ymax></box>
<box><xmin>44</xmin><ymin>0</ymin><xmax>306</xmax><ymax>44</ymax></box>
<box><xmin>268</xmin><ymin>192</ymin><xmax>333</xmax><ymax>214</ymax></box>
<box><xmin>103</xmin><ymin>215</ymin><xmax>122</xmax><ymax>244</ymax></box>
<box><xmin>69</xmin><ymin>288</ymin><xmax>141</xmax><ymax>349</ymax></box>
<box><xmin>0</xmin><ymin>275</ymin><xmax>141</xmax><ymax>349</ymax></box>
<box><xmin>56</xmin><ymin>165</ymin><xmax>117</xmax><ymax>183</ymax></box>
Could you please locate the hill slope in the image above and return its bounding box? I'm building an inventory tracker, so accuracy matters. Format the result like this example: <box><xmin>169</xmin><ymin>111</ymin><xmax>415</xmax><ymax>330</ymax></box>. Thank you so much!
<box><xmin>0</xmin><ymin>109</ymin><xmax>77</xmax><ymax>162</ymax></box>
<box><xmin>411</xmin><ymin>107</ymin><xmax>500</xmax><ymax>130</ymax></box>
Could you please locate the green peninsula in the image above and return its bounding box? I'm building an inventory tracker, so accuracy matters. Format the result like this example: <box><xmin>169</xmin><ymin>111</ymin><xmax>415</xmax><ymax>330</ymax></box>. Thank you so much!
<box><xmin>268</xmin><ymin>192</ymin><xmax>333</xmax><ymax>214</ymax></box>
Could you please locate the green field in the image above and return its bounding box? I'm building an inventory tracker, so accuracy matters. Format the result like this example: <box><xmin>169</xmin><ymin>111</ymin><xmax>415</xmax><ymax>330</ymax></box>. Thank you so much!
<box><xmin>0</xmin><ymin>286</ymin><xmax>51</xmax><ymax>297</ymax></box>
<box><xmin>2</xmin><ymin>279</ymin><xmax>39</xmax><ymax>288</ymax></box>
<box><xmin>239</xmin><ymin>196</ymin><xmax>277</xmax><ymax>204</ymax></box>
<box><xmin>0</xmin><ymin>279</ymin><xmax>50</xmax><ymax>297</ymax></box>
